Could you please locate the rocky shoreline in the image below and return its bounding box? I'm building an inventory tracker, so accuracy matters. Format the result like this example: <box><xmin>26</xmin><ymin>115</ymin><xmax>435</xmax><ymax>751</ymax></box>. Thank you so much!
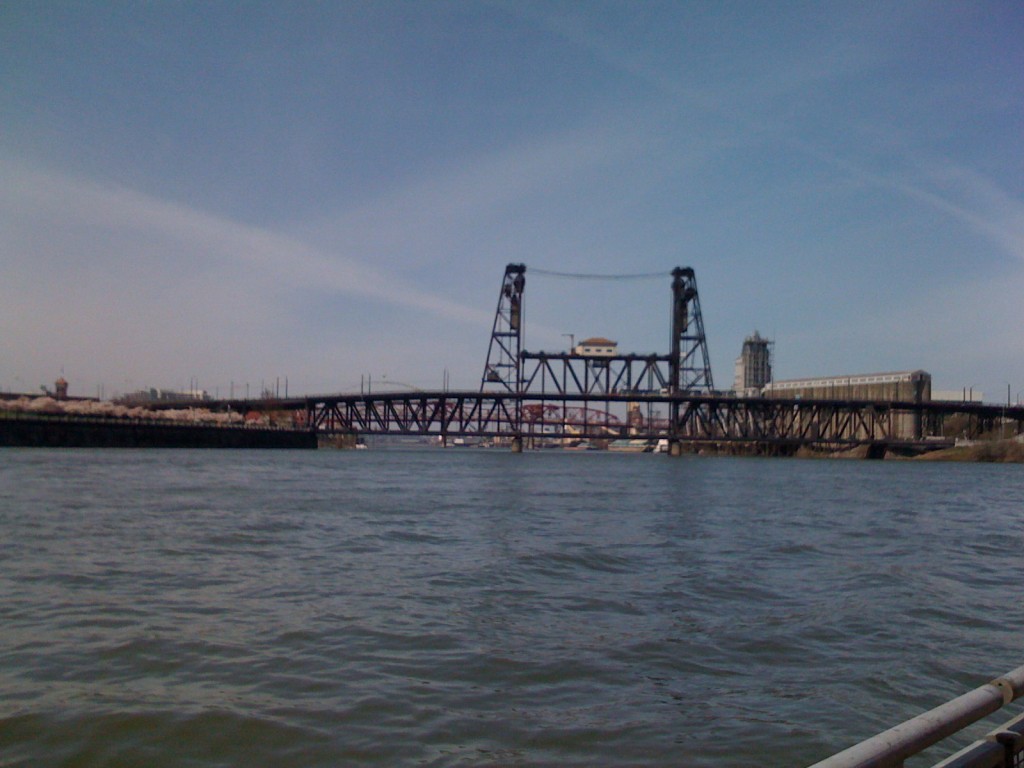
<box><xmin>793</xmin><ymin>437</ymin><xmax>1024</xmax><ymax>462</ymax></box>
<box><xmin>911</xmin><ymin>438</ymin><xmax>1024</xmax><ymax>463</ymax></box>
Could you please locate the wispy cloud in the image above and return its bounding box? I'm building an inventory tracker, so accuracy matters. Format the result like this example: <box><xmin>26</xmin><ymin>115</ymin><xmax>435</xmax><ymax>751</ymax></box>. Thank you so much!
<box><xmin>910</xmin><ymin>163</ymin><xmax>1024</xmax><ymax>264</ymax></box>
<box><xmin>1</xmin><ymin>158</ymin><xmax>492</xmax><ymax>326</ymax></box>
<box><xmin>1</xmin><ymin>133</ymin><xmax>626</xmax><ymax>388</ymax></box>
<box><xmin>290</xmin><ymin>121</ymin><xmax>648</xmax><ymax>273</ymax></box>
<box><xmin>506</xmin><ymin>1</ymin><xmax>1024</xmax><ymax>272</ymax></box>
<box><xmin>501</xmin><ymin>1</ymin><xmax>895</xmax><ymax>111</ymax></box>
<box><xmin>1</xmin><ymin>156</ymin><xmax>511</xmax><ymax>391</ymax></box>
<box><xmin>794</xmin><ymin>144</ymin><xmax>1024</xmax><ymax>265</ymax></box>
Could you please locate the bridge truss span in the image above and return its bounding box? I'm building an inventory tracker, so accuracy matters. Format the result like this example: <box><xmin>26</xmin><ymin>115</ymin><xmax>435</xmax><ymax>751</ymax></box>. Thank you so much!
<box><xmin>309</xmin><ymin>391</ymin><xmax>520</xmax><ymax>438</ymax></box>
<box><xmin>519</xmin><ymin>352</ymin><xmax>672</xmax><ymax>396</ymax></box>
<box><xmin>301</xmin><ymin>390</ymin><xmax>1023</xmax><ymax>451</ymax></box>
<box><xmin>672</xmin><ymin>397</ymin><xmax>906</xmax><ymax>446</ymax></box>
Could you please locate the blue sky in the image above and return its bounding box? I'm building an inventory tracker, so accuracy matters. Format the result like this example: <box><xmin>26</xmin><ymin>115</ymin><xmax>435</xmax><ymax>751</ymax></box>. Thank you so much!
<box><xmin>2</xmin><ymin>1</ymin><xmax>1022</xmax><ymax>401</ymax></box>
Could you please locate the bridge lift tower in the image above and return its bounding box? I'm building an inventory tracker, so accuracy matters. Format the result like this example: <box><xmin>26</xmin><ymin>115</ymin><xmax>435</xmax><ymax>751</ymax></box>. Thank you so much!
<box><xmin>480</xmin><ymin>264</ymin><xmax>714</xmax><ymax>397</ymax></box>
<box><xmin>481</xmin><ymin>263</ymin><xmax>526</xmax><ymax>393</ymax></box>
<box><xmin>670</xmin><ymin>267</ymin><xmax>714</xmax><ymax>393</ymax></box>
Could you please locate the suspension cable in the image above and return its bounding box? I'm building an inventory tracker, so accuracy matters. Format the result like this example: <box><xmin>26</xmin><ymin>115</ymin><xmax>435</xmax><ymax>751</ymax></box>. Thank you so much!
<box><xmin>528</xmin><ymin>267</ymin><xmax>668</xmax><ymax>280</ymax></box>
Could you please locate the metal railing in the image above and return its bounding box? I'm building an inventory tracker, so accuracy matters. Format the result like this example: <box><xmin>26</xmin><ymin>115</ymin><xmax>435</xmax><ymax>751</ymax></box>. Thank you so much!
<box><xmin>809</xmin><ymin>665</ymin><xmax>1024</xmax><ymax>768</ymax></box>
<box><xmin>931</xmin><ymin>710</ymin><xmax>1024</xmax><ymax>768</ymax></box>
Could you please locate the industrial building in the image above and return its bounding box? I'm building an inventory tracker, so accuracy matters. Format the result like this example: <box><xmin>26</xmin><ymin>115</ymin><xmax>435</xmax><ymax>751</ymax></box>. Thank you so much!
<box><xmin>733</xmin><ymin>331</ymin><xmax>772</xmax><ymax>396</ymax></box>
<box><xmin>761</xmin><ymin>370</ymin><xmax>931</xmax><ymax>403</ymax></box>
<box><xmin>762</xmin><ymin>370</ymin><xmax>931</xmax><ymax>440</ymax></box>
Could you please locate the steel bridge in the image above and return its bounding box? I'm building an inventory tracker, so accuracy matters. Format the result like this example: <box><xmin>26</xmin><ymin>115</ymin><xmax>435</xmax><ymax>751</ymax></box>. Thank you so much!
<box><xmin>194</xmin><ymin>263</ymin><xmax>1023</xmax><ymax>453</ymax></box>
<box><xmin>228</xmin><ymin>389</ymin><xmax>1018</xmax><ymax>454</ymax></box>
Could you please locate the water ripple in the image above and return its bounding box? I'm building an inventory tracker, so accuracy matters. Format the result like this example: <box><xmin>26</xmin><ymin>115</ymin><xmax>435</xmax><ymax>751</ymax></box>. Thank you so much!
<box><xmin>1</xmin><ymin>449</ymin><xmax>1022</xmax><ymax>766</ymax></box>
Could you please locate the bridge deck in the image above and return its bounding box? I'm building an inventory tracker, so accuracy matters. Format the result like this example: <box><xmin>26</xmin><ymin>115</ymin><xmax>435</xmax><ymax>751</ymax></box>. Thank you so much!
<box><xmin>171</xmin><ymin>391</ymin><xmax>1024</xmax><ymax>449</ymax></box>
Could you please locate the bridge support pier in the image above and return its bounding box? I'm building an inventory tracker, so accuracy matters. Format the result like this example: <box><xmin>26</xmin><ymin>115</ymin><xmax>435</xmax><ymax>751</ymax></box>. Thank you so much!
<box><xmin>667</xmin><ymin>439</ymin><xmax>682</xmax><ymax>457</ymax></box>
<box><xmin>510</xmin><ymin>436</ymin><xmax>523</xmax><ymax>453</ymax></box>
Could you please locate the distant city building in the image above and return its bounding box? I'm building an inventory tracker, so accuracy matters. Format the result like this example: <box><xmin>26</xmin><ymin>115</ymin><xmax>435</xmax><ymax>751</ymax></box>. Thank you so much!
<box><xmin>54</xmin><ymin>377</ymin><xmax>68</xmax><ymax>400</ymax></box>
<box><xmin>733</xmin><ymin>331</ymin><xmax>772</xmax><ymax>395</ymax></box>
<box><xmin>574</xmin><ymin>337</ymin><xmax>618</xmax><ymax>357</ymax></box>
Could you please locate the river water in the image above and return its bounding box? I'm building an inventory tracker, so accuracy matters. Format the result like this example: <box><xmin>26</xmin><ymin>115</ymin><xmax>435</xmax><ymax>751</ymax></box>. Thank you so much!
<box><xmin>1</xmin><ymin>448</ymin><xmax>1022</xmax><ymax>767</ymax></box>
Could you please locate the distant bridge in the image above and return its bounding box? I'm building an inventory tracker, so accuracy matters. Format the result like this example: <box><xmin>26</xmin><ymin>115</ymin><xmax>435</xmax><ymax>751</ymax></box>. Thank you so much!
<box><xmin>199</xmin><ymin>389</ymin><xmax>1022</xmax><ymax>455</ymax></box>
<box><xmin>165</xmin><ymin>264</ymin><xmax>1024</xmax><ymax>454</ymax></box>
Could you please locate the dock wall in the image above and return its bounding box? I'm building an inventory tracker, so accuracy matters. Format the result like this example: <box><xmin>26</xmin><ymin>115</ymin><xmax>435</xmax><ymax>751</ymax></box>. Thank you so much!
<box><xmin>0</xmin><ymin>414</ymin><xmax>317</xmax><ymax>449</ymax></box>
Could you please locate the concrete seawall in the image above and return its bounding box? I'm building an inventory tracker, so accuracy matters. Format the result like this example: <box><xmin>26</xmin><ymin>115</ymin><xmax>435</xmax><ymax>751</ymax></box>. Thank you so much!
<box><xmin>0</xmin><ymin>414</ymin><xmax>317</xmax><ymax>449</ymax></box>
